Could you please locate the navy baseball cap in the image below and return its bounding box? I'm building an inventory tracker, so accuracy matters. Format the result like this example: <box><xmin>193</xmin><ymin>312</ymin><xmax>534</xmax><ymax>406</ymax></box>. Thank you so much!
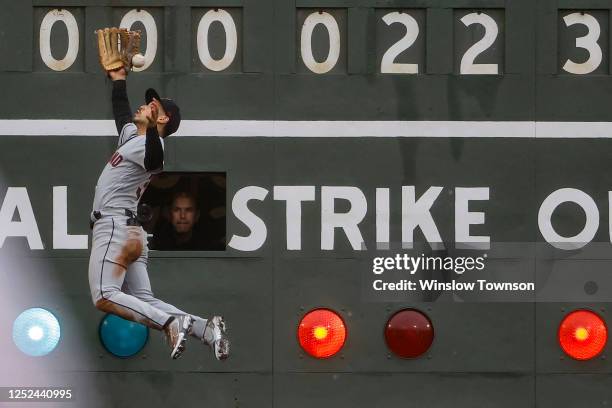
<box><xmin>145</xmin><ymin>88</ymin><xmax>181</xmax><ymax>136</ymax></box>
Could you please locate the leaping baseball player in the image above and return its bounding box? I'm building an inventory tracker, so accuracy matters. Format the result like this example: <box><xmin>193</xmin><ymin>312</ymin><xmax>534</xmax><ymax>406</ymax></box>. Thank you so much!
<box><xmin>87</xmin><ymin>27</ymin><xmax>230</xmax><ymax>360</ymax></box>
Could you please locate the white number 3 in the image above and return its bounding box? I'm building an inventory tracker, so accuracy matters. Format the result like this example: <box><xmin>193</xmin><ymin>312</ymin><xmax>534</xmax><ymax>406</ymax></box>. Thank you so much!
<box><xmin>562</xmin><ymin>13</ymin><xmax>602</xmax><ymax>75</ymax></box>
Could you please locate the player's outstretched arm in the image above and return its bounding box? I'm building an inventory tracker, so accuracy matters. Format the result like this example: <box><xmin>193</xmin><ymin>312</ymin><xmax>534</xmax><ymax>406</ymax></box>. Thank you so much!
<box><xmin>144</xmin><ymin>104</ymin><xmax>163</xmax><ymax>171</ymax></box>
<box><xmin>109</xmin><ymin>68</ymin><xmax>133</xmax><ymax>135</ymax></box>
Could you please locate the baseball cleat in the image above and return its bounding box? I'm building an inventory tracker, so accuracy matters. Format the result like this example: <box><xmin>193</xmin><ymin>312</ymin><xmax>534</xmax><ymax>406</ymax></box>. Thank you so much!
<box><xmin>206</xmin><ymin>316</ymin><xmax>230</xmax><ymax>361</ymax></box>
<box><xmin>165</xmin><ymin>315</ymin><xmax>193</xmax><ymax>360</ymax></box>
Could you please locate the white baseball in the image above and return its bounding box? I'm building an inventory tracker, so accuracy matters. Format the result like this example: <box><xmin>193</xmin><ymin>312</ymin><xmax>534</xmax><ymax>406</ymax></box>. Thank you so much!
<box><xmin>131</xmin><ymin>54</ymin><xmax>145</xmax><ymax>68</ymax></box>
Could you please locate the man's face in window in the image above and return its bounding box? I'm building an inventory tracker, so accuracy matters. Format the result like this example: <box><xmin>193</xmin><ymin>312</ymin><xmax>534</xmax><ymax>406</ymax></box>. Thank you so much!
<box><xmin>170</xmin><ymin>195</ymin><xmax>199</xmax><ymax>234</ymax></box>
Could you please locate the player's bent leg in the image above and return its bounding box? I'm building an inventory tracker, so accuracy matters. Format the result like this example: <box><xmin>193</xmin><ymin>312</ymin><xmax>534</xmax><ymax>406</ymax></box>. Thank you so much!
<box><xmin>123</xmin><ymin>261</ymin><xmax>229</xmax><ymax>360</ymax></box>
<box><xmin>92</xmin><ymin>259</ymin><xmax>172</xmax><ymax>330</ymax></box>
<box><xmin>89</xmin><ymin>219</ymin><xmax>168</xmax><ymax>328</ymax></box>
<box><xmin>93</xmin><ymin>289</ymin><xmax>172</xmax><ymax>331</ymax></box>
<box><xmin>123</xmin><ymin>254</ymin><xmax>210</xmax><ymax>358</ymax></box>
<box><xmin>93</xmin><ymin>260</ymin><xmax>190</xmax><ymax>359</ymax></box>
<box><xmin>124</xmin><ymin>259</ymin><xmax>211</xmax><ymax>341</ymax></box>
<box><xmin>117</xmin><ymin>232</ymin><xmax>230</xmax><ymax>360</ymax></box>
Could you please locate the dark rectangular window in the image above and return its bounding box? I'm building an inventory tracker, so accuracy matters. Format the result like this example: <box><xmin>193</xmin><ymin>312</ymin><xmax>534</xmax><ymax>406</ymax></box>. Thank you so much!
<box><xmin>139</xmin><ymin>172</ymin><xmax>226</xmax><ymax>251</ymax></box>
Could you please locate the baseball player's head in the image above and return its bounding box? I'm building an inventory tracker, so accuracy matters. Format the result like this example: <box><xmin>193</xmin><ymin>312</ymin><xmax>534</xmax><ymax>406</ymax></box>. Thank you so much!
<box><xmin>133</xmin><ymin>88</ymin><xmax>181</xmax><ymax>138</ymax></box>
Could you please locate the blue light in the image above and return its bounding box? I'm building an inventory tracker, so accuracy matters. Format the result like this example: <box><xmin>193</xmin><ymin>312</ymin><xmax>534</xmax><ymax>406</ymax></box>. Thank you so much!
<box><xmin>99</xmin><ymin>314</ymin><xmax>148</xmax><ymax>358</ymax></box>
<box><xmin>12</xmin><ymin>308</ymin><xmax>61</xmax><ymax>357</ymax></box>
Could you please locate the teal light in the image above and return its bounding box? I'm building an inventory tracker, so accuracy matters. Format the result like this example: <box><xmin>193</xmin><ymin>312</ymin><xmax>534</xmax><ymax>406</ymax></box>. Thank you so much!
<box><xmin>99</xmin><ymin>314</ymin><xmax>149</xmax><ymax>358</ymax></box>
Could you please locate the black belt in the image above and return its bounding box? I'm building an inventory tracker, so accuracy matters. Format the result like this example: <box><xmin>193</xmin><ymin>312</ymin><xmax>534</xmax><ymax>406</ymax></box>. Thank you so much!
<box><xmin>90</xmin><ymin>209</ymin><xmax>140</xmax><ymax>229</ymax></box>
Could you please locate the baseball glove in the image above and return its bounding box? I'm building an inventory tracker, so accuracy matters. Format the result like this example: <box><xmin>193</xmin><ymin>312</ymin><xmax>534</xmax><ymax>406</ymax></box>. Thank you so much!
<box><xmin>119</xmin><ymin>29</ymin><xmax>141</xmax><ymax>71</ymax></box>
<box><xmin>95</xmin><ymin>27</ymin><xmax>141</xmax><ymax>73</ymax></box>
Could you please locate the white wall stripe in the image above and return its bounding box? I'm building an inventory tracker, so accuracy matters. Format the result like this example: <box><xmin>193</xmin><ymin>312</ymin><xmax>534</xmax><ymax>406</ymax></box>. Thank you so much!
<box><xmin>0</xmin><ymin>120</ymin><xmax>609</xmax><ymax>138</ymax></box>
<box><xmin>535</xmin><ymin>122</ymin><xmax>612</xmax><ymax>138</ymax></box>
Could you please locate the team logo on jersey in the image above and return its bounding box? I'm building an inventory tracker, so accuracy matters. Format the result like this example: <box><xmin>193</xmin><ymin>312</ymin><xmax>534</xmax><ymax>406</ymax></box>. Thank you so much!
<box><xmin>109</xmin><ymin>152</ymin><xmax>123</xmax><ymax>167</ymax></box>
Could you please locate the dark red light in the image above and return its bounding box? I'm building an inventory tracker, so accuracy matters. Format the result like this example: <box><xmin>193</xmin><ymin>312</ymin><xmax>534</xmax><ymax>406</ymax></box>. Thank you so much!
<box><xmin>385</xmin><ymin>309</ymin><xmax>434</xmax><ymax>359</ymax></box>
<box><xmin>558</xmin><ymin>310</ymin><xmax>607</xmax><ymax>361</ymax></box>
<box><xmin>298</xmin><ymin>309</ymin><xmax>346</xmax><ymax>359</ymax></box>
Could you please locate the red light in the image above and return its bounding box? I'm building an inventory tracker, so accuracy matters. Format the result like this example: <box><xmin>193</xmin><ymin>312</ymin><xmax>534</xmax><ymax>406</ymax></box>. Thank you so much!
<box><xmin>385</xmin><ymin>309</ymin><xmax>434</xmax><ymax>359</ymax></box>
<box><xmin>298</xmin><ymin>309</ymin><xmax>346</xmax><ymax>359</ymax></box>
<box><xmin>558</xmin><ymin>310</ymin><xmax>607</xmax><ymax>361</ymax></box>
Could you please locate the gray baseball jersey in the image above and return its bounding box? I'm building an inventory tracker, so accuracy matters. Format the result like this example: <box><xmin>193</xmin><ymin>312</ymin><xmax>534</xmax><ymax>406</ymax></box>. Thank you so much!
<box><xmin>92</xmin><ymin>123</ymin><xmax>164</xmax><ymax>213</ymax></box>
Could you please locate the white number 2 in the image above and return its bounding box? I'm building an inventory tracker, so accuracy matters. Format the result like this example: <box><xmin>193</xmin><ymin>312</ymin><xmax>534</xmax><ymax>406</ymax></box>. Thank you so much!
<box><xmin>380</xmin><ymin>12</ymin><xmax>419</xmax><ymax>74</ymax></box>
<box><xmin>562</xmin><ymin>13</ymin><xmax>602</xmax><ymax>75</ymax></box>
<box><xmin>460</xmin><ymin>12</ymin><xmax>499</xmax><ymax>75</ymax></box>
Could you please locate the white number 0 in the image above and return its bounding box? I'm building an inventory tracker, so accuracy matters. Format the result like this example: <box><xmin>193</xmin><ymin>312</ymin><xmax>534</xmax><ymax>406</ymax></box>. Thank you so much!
<box><xmin>197</xmin><ymin>9</ymin><xmax>238</xmax><ymax>72</ymax></box>
<box><xmin>120</xmin><ymin>9</ymin><xmax>157</xmax><ymax>72</ymax></box>
<box><xmin>563</xmin><ymin>13</ymin><xmax>602</xmax><ymax>75</ymax></box>
<box><xmin>460</xmin><ymin>12</ymin><xmax>499</xmax><ymax>75</ymax></box>
<box><xmin>300</xmin><ymin>12</ymin><xmax>341</xmax><ymax>74</ymax></box>
<box><xmin>39</xmin><ymin>9</ymin><xmax>79</xmax><ymax>71</ymax></box>
<box><xmin>380</xmin><ymin>12</ymin><xmax>419</xmax><ymax>74</ymax></box>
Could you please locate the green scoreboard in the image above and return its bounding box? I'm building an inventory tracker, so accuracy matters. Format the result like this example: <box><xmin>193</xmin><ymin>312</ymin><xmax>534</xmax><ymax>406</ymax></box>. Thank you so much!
<box><xmin>1</xmin><ymin>1</ymin><xmax>612</xmax><ymax>407</ymax></box>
